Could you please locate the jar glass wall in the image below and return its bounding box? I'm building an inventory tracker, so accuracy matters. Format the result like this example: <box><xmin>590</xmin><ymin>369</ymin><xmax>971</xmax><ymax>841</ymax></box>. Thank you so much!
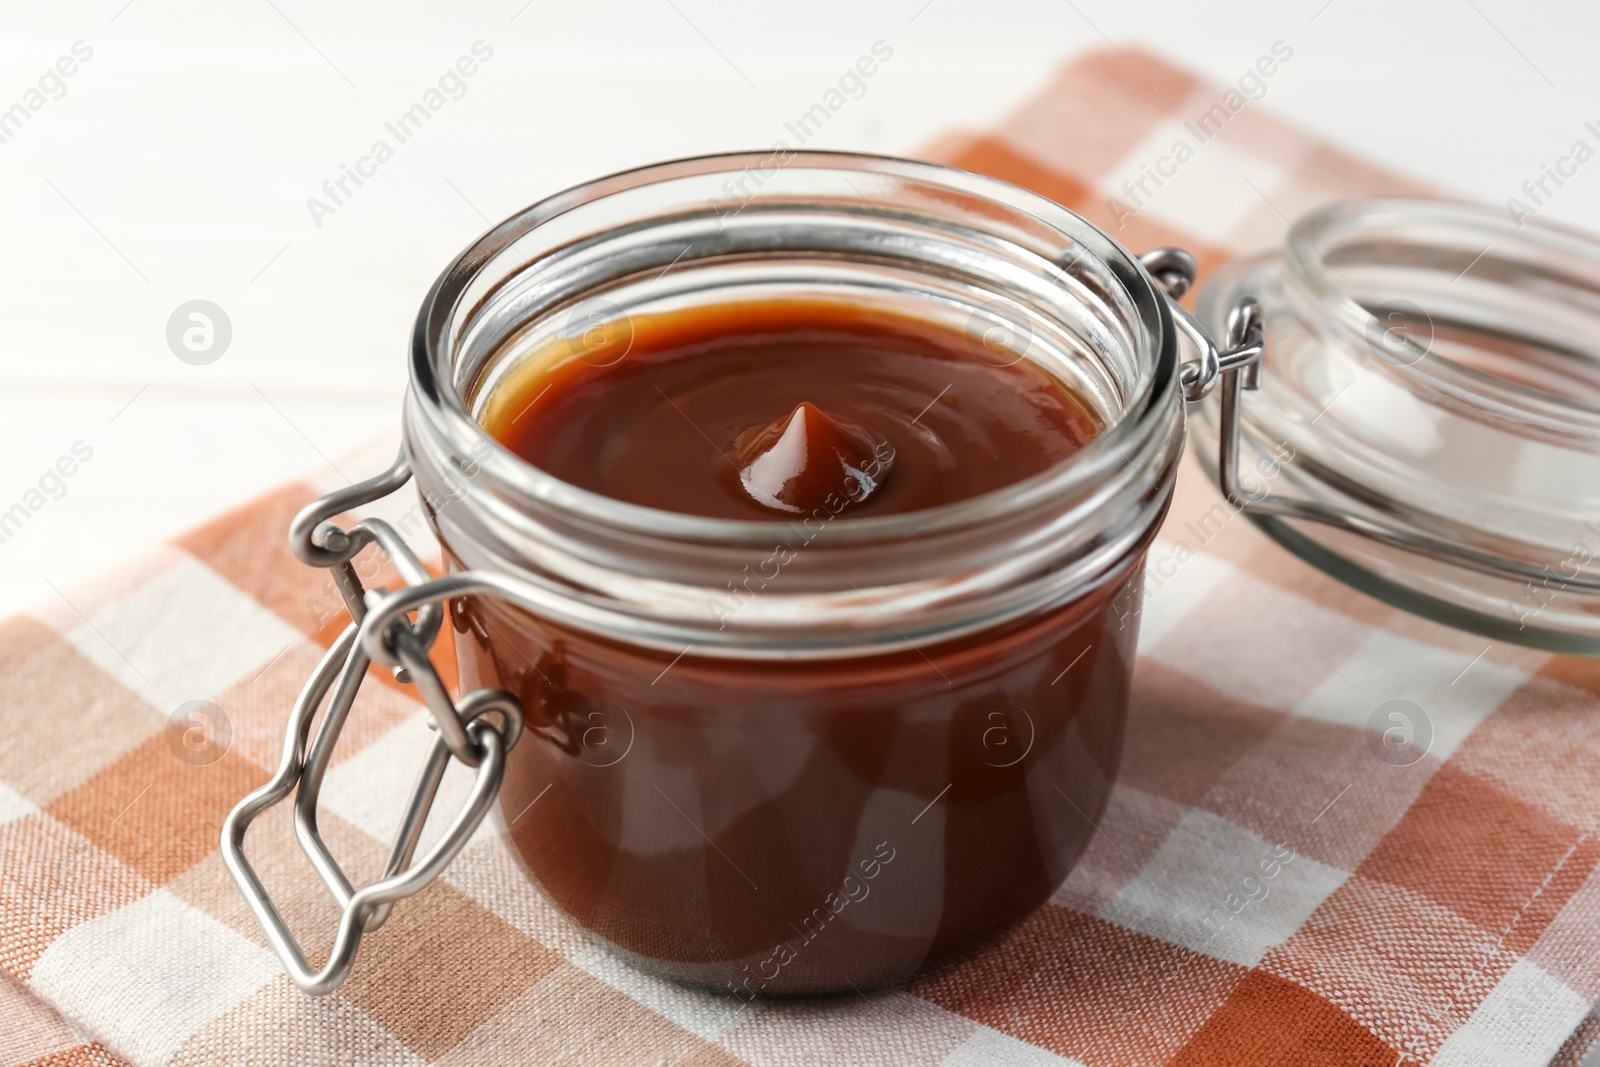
<box><xmin>403</xmin><ymin>153</ymin><xmax>1185</xmax><ymax>992</ymax></box>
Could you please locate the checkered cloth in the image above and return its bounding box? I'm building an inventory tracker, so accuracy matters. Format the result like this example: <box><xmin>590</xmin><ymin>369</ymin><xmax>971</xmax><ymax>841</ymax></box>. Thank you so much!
<box><xmin>4</xmin><ymin>47</ymin><xmax>1600</xmax><ymax>1067</ymax></box>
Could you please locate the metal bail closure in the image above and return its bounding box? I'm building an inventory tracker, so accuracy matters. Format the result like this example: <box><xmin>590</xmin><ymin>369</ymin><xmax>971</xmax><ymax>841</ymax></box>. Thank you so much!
<box><xmin>221</xmin><ymin>452</ymin><xmax>524</xmax><ymax>996</ymax></box>
<box><xmin>1139</xmin><ymin>247</ymin><xmax>1261</xmax><ymax>403</ymax></box>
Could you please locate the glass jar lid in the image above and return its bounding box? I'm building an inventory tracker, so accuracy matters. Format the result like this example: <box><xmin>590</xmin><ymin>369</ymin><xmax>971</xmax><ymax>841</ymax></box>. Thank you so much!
<box><xmin>1192</xmin><ymin>197</ymin><xmax>1600</xmax><ymax>654</ymax></box>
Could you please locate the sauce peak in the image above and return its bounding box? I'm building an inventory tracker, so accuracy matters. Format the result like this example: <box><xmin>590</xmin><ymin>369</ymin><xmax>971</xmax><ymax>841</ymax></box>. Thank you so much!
<box><xmin>735</xmin><ymin>402</ymin><xmax>893</xmax><ymax>514</ymax></box>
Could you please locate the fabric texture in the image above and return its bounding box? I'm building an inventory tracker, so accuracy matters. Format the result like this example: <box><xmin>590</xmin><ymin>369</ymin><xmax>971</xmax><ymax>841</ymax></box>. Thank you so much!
<box><xmin>4</xmin><ymin>47</ymin><xmax>1600</xmax><ymax>1067</ymax></box>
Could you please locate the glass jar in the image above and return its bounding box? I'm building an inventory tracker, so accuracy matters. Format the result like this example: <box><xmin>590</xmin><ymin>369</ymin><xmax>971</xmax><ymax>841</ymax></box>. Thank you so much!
<box><xmin>397</xmin><ymin>152</ymin><xmax>1187</xmax><ymax>993</ymax></box>
<box><xmin>232</xmin><ymin>156</ymin><xmax>1600</xmax><ymax>999</ymax></box>
<box><xmin>1193</xmin><ymin>198</ymin><xmax>1600</xmax><ymax>652</ymax></box>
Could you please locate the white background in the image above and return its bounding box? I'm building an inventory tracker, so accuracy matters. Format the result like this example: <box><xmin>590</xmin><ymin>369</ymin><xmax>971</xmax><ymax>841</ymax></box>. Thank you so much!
<box><xmin>1</xmin><ymin>0</ymin><xmax>1597</xmax><ymax>617</ymax></box>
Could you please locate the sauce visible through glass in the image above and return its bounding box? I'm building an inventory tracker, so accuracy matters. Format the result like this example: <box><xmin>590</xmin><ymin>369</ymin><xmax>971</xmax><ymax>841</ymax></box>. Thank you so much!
<box><xmin>481</xmin><ymin>299</ymin><xmax>1100</xmax><ymax>518</ymax></box>
<box><xmin>457</xmin><ymin>296</ymin><xmax>1142</xmax><ymax>994</ymax></box>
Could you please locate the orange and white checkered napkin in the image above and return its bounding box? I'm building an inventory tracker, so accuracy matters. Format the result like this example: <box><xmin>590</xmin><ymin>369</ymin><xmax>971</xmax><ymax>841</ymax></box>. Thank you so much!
<box><xmin>4</xmin><ymin>48</ymin><xmax>1600</xmax><ymax>1067</ymax></box>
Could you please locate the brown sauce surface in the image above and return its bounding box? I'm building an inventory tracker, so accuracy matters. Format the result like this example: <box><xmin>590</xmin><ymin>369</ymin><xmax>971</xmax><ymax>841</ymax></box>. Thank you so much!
<box><xmin>482</xmin><ymin>299</ymin><xmax>1100</xmax><ymax>519</ymax></box>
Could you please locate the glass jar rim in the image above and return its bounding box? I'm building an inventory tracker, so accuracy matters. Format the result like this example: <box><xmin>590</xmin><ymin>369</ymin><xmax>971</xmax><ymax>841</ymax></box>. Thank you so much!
<box><xmin>1287</xmin><ymin>195</ymin><xmax>1600</xmax><ymax>423</ymax></box>
<box><xmin>406</xmin><ymin>150</ymin><xmax>1182</xmax><ymax>548</ymax></box>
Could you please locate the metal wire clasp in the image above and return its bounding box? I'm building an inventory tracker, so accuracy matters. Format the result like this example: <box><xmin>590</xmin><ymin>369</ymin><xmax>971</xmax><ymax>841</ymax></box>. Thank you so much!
<box><xmin>220</xmin><ymin>453</ymin><xmax>524</xmax><ymax>996</ymax></box>
<box><xmin>1138</xmin><ymin>248</ymin><xmax>1263</xmax><ymax>403</ymax></box>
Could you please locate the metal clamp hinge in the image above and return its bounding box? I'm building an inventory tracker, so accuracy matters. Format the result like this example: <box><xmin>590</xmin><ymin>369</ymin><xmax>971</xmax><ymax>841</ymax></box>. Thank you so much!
<box><xmin>220</xmin><ymin>453</ymin><xmax>525</xmax><ymax>996</ymax></box>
